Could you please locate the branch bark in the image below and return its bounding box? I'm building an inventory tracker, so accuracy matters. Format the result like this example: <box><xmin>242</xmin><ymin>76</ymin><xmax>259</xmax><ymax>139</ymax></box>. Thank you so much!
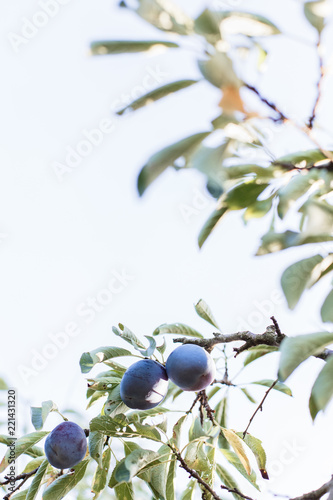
<box><xmin>289</xmin><ymin>475</ymin><xmax>333</xmax><ymax>500</ymax></box>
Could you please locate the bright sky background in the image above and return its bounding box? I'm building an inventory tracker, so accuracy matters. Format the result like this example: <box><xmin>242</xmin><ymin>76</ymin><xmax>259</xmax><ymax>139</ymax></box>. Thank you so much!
<box><xmin>1</xmin><ymin>0</ymin><xmax>333</xmax><ymax>499</ymax></box>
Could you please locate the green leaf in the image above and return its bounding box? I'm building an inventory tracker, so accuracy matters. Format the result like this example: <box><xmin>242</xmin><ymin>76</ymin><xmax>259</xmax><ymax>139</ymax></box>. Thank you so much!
<box><xmin>278</xmin><ymin>331</ymin><xmax>333</xmax><ymax>381</ymax></box>
<box><xmin>194</xmin><ymin>9</ymin><xmax>221</xmax><ymax>40</ymax></box>
<box><xmin>0</xmin><ymin>378</ymin><xmax>8</xmax><ymax>390</ymax></box>
<box><xmin>11</xmin><ymin>492</ymin><xmax>28</xmax><ymax>500</ymax></box>
<box><xmin>138</xmin><ymin>336</ymin><xmax>156</xmax><ymax>357</ymax></box>
<box><xmin>221</xmin><ymin>429</ymin><xmax>251</xmax><ymax>476</ymax></box>
<box><xmin>127</xmin><ymin>406</ymin><xmax>169</xmax><ymax>424</ymax></box>
<box><xmin>307</xmin><ymin>254</ymin><xmax>333</xmax><ymax>288</ymax></box>
<box><xmin>215</xmin><ymin>398</ymin><xmax>229</xmax><ymax>449</ymax></box>
<box><xmin>22</xmin><ymin>456</ymin><xmax>46</xmax><ymax>474</ymax></box>
<box><xmin>277</xmin><ymin>171</ymin><xmax>319</xmax><ymax>219</ymax></box>
<box><xmin>89</xmin><ymin>431</ymin><xmax>105</xmax><ymax>468</ymax></box>
<box><xmin>43</xmin><ymin>459</ymin><xmax>90</xmax><ymax>500</ymax></box>
<box><xmin>139</xmin><ymin>444</ymin><xmax>171</xmax><ymax>499</ymax></box>
<box><xmin>243</xmin><ymin>197</ymin><xmax>273</xmax><ymax>222</ymax></box>
<box><xmin>220</xmin><ymin>449</ymin><xmax>259</xmax><ymax>490</ymax></box>
<box><xmin>256</xmin><ymin>230</ymin><xmax>333</xmax><ymax>255</ymax></box>
<box><xmin>90</xmin><ymin>40</ymin><xmax>179</xmax><ymax>55</ymax></box>
<box><xmin>321</xmin><ymin>289</ymin><xmax>333</xmax><ymax>322</ymax></box>
<box><xmin>91</xmin><ymin>447</ymin><xmax>111</xmax><ymax>497</ymax></box>
<box><xmin>153</xmin><ymin>323</ymin><xmax>203</xmax><ymax>338</ymax></box>
<box><xmin>225</xmin><ymin>181</ymin><xmax>269</xmax><ymax>210</ymax></box>
<box><xmin>216</xmin><ymin>464</ymin><xmax>242</xmax><ymax>499</ymax></box>
<box><xmin>0</xmin><ymin>432</ymin><xmax>48</xmax><ymax>473</ymax></box>
<box><xmin>240</xmin><ymin>388</ymin><xmax>257</xmax><ymax>404</ymax></box>
<box><xmin>138</xmin><ymin>132</ymin><xmax>210</xmax><ymax>196</ymax></box>
<box><xmin>194</xmin><ymin>298</ymin><xmax>220</xmax><ymax>329</ymax></box>
<box><xmin>309</xmin><ymin>355</ymin><xmax>333</xmax><ymax>419</ymax></box>
<box><xmin>80</xmin><ymin>346</ymin><xmax>132</xmax><ymax>374</ymax></box>
<box><xmin>172</xmin><ymin>415</ymin><xmax>187</xmax><ymax>448</ymax></box>
<box><xmin>236</xmin><ymin>433</ymin><xmax>268</xmax><ymax>480</ymax></box>
<box><xmin>281</xmin><ymin>254</ymin><xmax>323</xmax><ymax>309</ymax></box>
<box><xmin>274</xmin><ymin>149</ymin><xmax>330</xmax><ymax>167</ymax></box>
<box><xmin>218</xmin><ymin>11</ymin><xmax>280</xmax><ymax>36</ymax></box>
<box><xmin>112</xmin><ymin>324</ymin><xmax>146</xmax><ymax>351</ymax></box>
<box><xmin>244</xmin><ymin>345</ymin><xmax>279</xmax><ymax>366</ymax></box>
<box><xmin>198</xmin><ymin>206</ymin><xmax>228</xmax><ymax>248</ymax></box>
<box><xmin>198</xmin><ymin>52</ymin><xmax>242</xmax><ymax>89</ymax></box>
<box><xmin>136</xmin><ymin>0</ymin><xmax>193</xmax><ymax>35</ymax></box>
<box><xmin>114</xmin><ymin>449</ymin><xmax>160</xmax><ymax>483</ymax></box>
<box><xmin>304</xmin><ymin>0</ymin><xmax>331</xmax><ymax>33</ymax></box>
<box><xmin>26</xmin><ymin>459</ymin><xmax>49</xmax><ymax>500</ymax></box>
<box><xmin>165</xmin><ymin>457</ymin><xmax>176</xmax><ymax>500</ymax></box>
<box><xmin>180</xmin><ymin>479</ymin><xmax>196</xmax><ymax>500</ymax></box>
<box><xmin>116</xmin><ymin>79</ymin><xmax>198</xmax><ymax>115</ymax></box>
<box><xmin>114</xmin><ymin>481</ymin><xmax>134</xmax><ymax>500</ymax></box>
<box><xmin>251</xmin><ymin>379</ymin><xmax>292</xmax><ymax>396</ymax></box>
<box><xmin>31</xmin><ymin>401</ymin><xmax>58</xmax><ymax>431</ymax></box>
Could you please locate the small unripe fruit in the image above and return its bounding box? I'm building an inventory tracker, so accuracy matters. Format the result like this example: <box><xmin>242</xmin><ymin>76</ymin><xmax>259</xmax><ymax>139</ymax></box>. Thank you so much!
<box><xmin>120</xmin><ymin>359</ymin><xmax>168</xmax><ymax>410</ymax></box>
<box><xmin>44</xmin><ymin>421</ymin><xmax>87</xmax><ymax>469</ymax></box>
<box><xmin>166</xmin><ymin>344</ymin><xmax>216</xmax><ymax>391</ymax></box>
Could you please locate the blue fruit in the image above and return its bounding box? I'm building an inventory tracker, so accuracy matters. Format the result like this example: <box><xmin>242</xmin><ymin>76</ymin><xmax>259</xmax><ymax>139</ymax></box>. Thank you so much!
<box><xmin>166</xmin><ymin>344</ymin><xmax>216</xmax><ymax>391</ymax></box>
<box><xmin>120</xmin><ymin>359</ymin><xmax>169</xmax><ymax>410</ymax></box>
<box><xmin>44</xmin><ymin>421</ymin><xmax>87</xmax><ymax>469</ymax></box>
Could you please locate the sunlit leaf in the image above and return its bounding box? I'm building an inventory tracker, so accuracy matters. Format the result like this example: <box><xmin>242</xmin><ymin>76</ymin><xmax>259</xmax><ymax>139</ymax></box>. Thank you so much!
<box><xmin>90</xmin><ymin>40</ymin><xmax>179</xmax><ymax>55</ymax></box>
<box><xmin>198</xmin><ymin>52</ymin><xmax>242</xmax><ymax>89</ymax></box>
<box><xmin>251</xmin><ymin>379</ymin><xmax>292</xmax><ymax>396</ymax></box>
<box><xmin>0</xmin><ymin>432</ymin><xmax>48</xmax><ymax>473</ymax></box>
<box><xmin>304</xmin><ymin>0</ymin><xmax>332</xmax><ymax>33</ymax></box>
<box><xmin>80</xmin><ymin>346</ymin><xmax>132</xmax><ymax>374</ymax></box>
<box><xmin>240</xmin><ymin>388</ymin><xmax>257</xmax><ymax>404</ymax></box>
<box><xmin>194</xmin><ymin>298</ymin><xmax>220</xmax><ymax>329</ymax></box>
<box><xmin>243</xmin><ymin>345</ymin><xmax>279</xmax><ymax>366</ymax></box>
<box><xmin>221</xmin><ymin>429</ymin><xmax>251</xmax><ymax>475</ymax></box>
<box><xmin>321</xmin><ymin>289</ymin><xmax>333</xmax><ymax>322</ymax></box>
<box><xmin>281</xmin><ymin>255</ymin><xmax>323</xmax><ymax>309</ymax></box>
<box><xmin>219</xmin><ymin>11</ymin><xmax>280</xmax><ymax>36</ymax></box>
<box><xmin>236</xmin><ymin>433</ymin><xmax>268</xmax><ymax>480</ymax></box>
<box><xmin>153</xmin><ymin>323</ymin><xmax>203</xmax><ymax>338</ymax></box>
<box><xmin>198</xmin><ymin>206</ymin><xmax>228</xmax><ymax>248</ymax></box>
<box><xmin>309</xmin><ymin>355</ymin><xmax>333</xmax><ymax>419</ymax></box>
<box><xmin>279</xmin><ymin>331</ymin><xmax>333</xmax><ymax>381</ymax></box>
<box><xmin>43</xmin><ymin>459</ymin><xmax>90</xmax><ymax>500</ymax></box>
<box><xmin>31</xmin><ymin>401</ymin><xmax>58</xmax><ymax>431</ymax></box>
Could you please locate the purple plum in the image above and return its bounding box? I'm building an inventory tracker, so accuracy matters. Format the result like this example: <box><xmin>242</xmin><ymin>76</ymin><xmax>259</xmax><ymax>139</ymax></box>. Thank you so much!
<box><xmin>44</xmin><ymin>421</ymin><xmax>87</xmax><ymax>469</ymax></box>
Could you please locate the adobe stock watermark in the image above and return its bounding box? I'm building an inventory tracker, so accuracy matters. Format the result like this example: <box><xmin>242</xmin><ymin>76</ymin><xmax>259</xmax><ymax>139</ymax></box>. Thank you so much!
<box><xmin>8</xmin><ymin>0</ymin><xmax>72</xmax><ymax>53</ymax></box>
<box><xmin>17</xmin><ymin>268</ymin><xmax>135</xmax><ymax>385</ymax></box>
<box><xmin>236</xmin><ymin>288</ymin><xmax>285</xmax><ymax>331</ymax></box>
<box><xmin>179</xmin><ymin>187</ymin><xmax>215</xmax><ymax>224</ymax></box>
<box><xmin>52</xmin><ymin>64</ymin><xmax>168</xmax><ymax>182</ymax></box>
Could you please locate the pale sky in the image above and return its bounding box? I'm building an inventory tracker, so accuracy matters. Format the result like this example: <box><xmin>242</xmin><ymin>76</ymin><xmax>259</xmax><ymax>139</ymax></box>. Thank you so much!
<box><xmin>1</xmin><ymin>0</ymin><xmax>333</xmax><ymax>499</ymax></box>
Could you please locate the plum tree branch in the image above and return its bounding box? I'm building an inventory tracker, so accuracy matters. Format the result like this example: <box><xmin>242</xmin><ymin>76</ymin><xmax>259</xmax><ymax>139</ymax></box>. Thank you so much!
<box><xmin>308</xmin><ymin>34</ymin><xmax>325</xmax><ymax>129</ymax></box>
<box><xmin>172</xmin><ymin>319</ymin><xmax>333</xmax><ymax>361</ymax></box>
<box><xmin>289</xmin><ymin>475</ymin><xmax>333</xmax><ymax>500</ymax></box>
<box><xmin>0</xmin><ymin>468</ymin><xmax>39</xmax><ymax>500</ymax></box>
<box><xmin>168</xmin><ymin>444</ymin><xmax>254</xmax><ymax>500</ymax></box>
<box><xmin>243</xmin><ymin>379</ymin><xmax>278</xmax><ymax>438</ymax></box>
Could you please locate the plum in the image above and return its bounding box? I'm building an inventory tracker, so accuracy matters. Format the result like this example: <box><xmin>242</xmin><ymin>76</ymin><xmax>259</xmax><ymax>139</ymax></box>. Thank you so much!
<box><xmin>44</xmin><ymin>421</ymin><xmax>87</xmax><ymax>469</ymax></box>
<box><xmin>166</xmin><ymin>344</ymin><xmax>216</xmax><ymax>391</ymax></box>
<box><xmin>120</xmin><ymin>359</ymin><xmax>168</xmax><ymax>410</ymax></box>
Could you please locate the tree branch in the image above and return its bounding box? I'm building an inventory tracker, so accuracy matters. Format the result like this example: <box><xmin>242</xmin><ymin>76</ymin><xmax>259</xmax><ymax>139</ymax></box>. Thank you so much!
<box><xmin>289</xmin><ymin>475</ymin><xmax>333</xmax><ymax>500</ymax></box>
<box><xmin>243</xmin><ymin>379</ymin><xmax>278</xmax><ymax>438</ymax></box>
<box><xmin>1</xmin><ymin>468</ymin><xmax>39</xmax><ymax>500</ymax></box>
<box><xmin>172</xmin><ymin>322</ymin><xmax>333</xmax><ymax>361</ymax></box>
<box><xmin>308</xmin><ymin>34</ymin><xmax>325</xmax><ymax>129</ymax></box>
<box><xmin>168</xmin><ymin>444</ymin><xmax>255</xmax><ymax>500</ymax></box>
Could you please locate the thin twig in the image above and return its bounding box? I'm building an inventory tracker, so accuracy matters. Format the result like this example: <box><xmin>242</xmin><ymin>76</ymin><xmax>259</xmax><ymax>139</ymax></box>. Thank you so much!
<box><xmin>245</xmin><ymin>83</ymin><xmax>287</xmax><ymax>122</ymax></box>
<box><xmin>289</xmin><ymin>475</ymin><xmax>333</xmax><ymax>500</ymax></box>
<box><xmin>1</xmin><ymin>468</ymin><xmax>39</xmax><ymax>500</ymax></box>
<box><xmin>243</xmin><ymin>379</ymin><xmax>278</xmax><ymax>438</ymax></box>
<box><xmin>221</xmin><ymin>485</ymin><xmax>256</xmax><ymax>500</ymax></box>
<box><xmin>270</xmin><ymin>316</ymin><xmax>283</xmax><ymax>339</ymax></box>
<box><xmin>308</xmin><ymin>34</ymin><xmax>325</xmax><ymax>129</ymax></box>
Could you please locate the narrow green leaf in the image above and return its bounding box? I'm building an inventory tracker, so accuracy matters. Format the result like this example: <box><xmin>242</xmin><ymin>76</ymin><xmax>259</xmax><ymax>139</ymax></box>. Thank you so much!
<box><xmin>42</xmin><ymin>459</ymin><xmax>90</xmax><ymax>500</ymax></box>
<box><xmin>198</xmin><ymin>52</ymin><xmax>242</xmax><ymax>89</ymax></box>
<box><xmin>215</xmin><ymin>398</ymin><xmax>229</xmax><ymax>449</ymax></box>
<box><xmin>216</xmin><ymin>464</ymin><xmax>242</xmax><ymax>499</ymax></box>
<box><xmin>113</xmin><ymin>324</ymin><xmax>146</xmax><ymax>350</ymax></box>
<box><xmin>165</xmin><ymin>457</ymin><xmax>176</xmax><ymax>500</ymax></box>
<box><xmin>89</xmin><ymin>431</ymin><xmax>105</xmax><ymax>468</ymax></box>
<box><xmin>225</xmin><ymin>181</ymin><xmax>269</xmax><ymax>210</ymax></box>
<box><xmin>114</xmin><ymin>449</ymin><xmax>160</xmax><ymax>483</ymax></box>
<box><xmin>219</xmin><ymin>11</ymin><xmax>280</xmax><ymax>36</ymax></box>
<box><xmin>180</xmin><ymin>479</ymin><xmax>196</xmax><ymax>500</ymax></box>
<box><xmin>304</xmin><ymin>0</ymin><xmax>331</xmax><ymax>33</ymax></box>
<box><xmin>30</xmin><ymin>401</ymin><xmax>58</xmax><ymax>431</ymax></box>
<box><xmin>26</xmin><ymin>459</ymin><xmax>48</xmax><ymax>500</ymax></box>
<box><xmin>0</xmin><ymin>432</ymin><xmax>48</xmax><ymax>473</ymax></box>
<box><xmin>243</xmin><ymin>345</ymin><xmax>279</xmax><ymax>366</ymax></box>
<box><xmin>309</xmin><ymin>355</ymin><xmax>333</xmax><ymax>419</ymax></box>
<box><xmin>10</xmin><ymin>492</ymin><xmax>28</xmax><ymax>500</ymax></box>
<box><xmin>136</xmin><ymin>0</ymin><xmax>193</xmax><ymax>35</ymax></box>
<box><xmin>240</xmin><ymin>388</ymin><xmax>257</xmax><ymax>404</ymax></box>
<box><xmin>91</xmin><ymin>447</ymin><xmax>111</xmax><ymax>496</ymax></box>
<box><xmin>138</xmin><ymin>132</ymin><xmax>210</xmax><ymax>196</ymax></box>
<box><xmin>80</xmin><ymin>346</ymin><xmax>132</xmax><ymax>374</ymax></box>
<box><xmin>114</xmin><ymin>481</ymin><xmax>134</xmax><ymax>500</ymax></box>
<box><xmin>321</xmin><ymin>289</ymin><xmax>333</xmax><ymax>322</ymax></box>
<box><xmin>281</xmin><ymin>255</ymin><xmax>323</xmax><ymax>309</ymax></box>
<box><xmin>194</xmin><ymin>299</ymin><xmax>220</xmax><ymax>329</ymax></box>
<box><xmin>236</xmin><ymin>433</ymin><xmax>268</xmax><ymax>480</ymax></box>
<box><xmin>153</xmin><ymin>323</ymin><xmax>203</xmax><ymax>338</ymax></box>
<box><xmin>116</xmin><ymin>80</ymin><xmax>198</xmax><ymax>115</ymax></box>
<box><xmin>139</xmin><ymin>444</ymin><xmax>171</xmax><ymax>499</ymax></box>
<box><xmin>277</xmin><ymin>172</ymin><xmax>319</xmax><ymax>219</ymax></box>
<box><xmin>22</xmin><ymin>456</ymin><xmax>46</xmax><ymax>474</ymax></box>
<box><xmin>278</xmin><ymin>331</ymin><xmax>333</xmax><ymax>381</ymax></box>
<box><xmin>220</xmin><ymin>449</ymin><xmax>259</xmax><ymax>490</ymax></box>
<box><xmin>243</xmin><ymin>197</ymin><xmax>273</xmax><ymax>222</ymax></box>
<box><xmin>90</xmin><ymin>40</ymin><xmax>179</xmax><ymax>55</ymax></box>
<box><xmin>172</xmin><ymin>415</ymin><xmax>187</xmax><ymax>448</ymax></box>
<box><xmin>251</xmin><ymin>379</ymin><xmax>292</xmax><ymax>396</ymax></box>
<box><xmin>274</xmin><ymin>149</ymin><xmax>330</xmax><ymax>167</ymax></box>
<box><xmin>198</xmin><ymin>206</ymin><xmax>228</xmax><ymax>248</ymax></box>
